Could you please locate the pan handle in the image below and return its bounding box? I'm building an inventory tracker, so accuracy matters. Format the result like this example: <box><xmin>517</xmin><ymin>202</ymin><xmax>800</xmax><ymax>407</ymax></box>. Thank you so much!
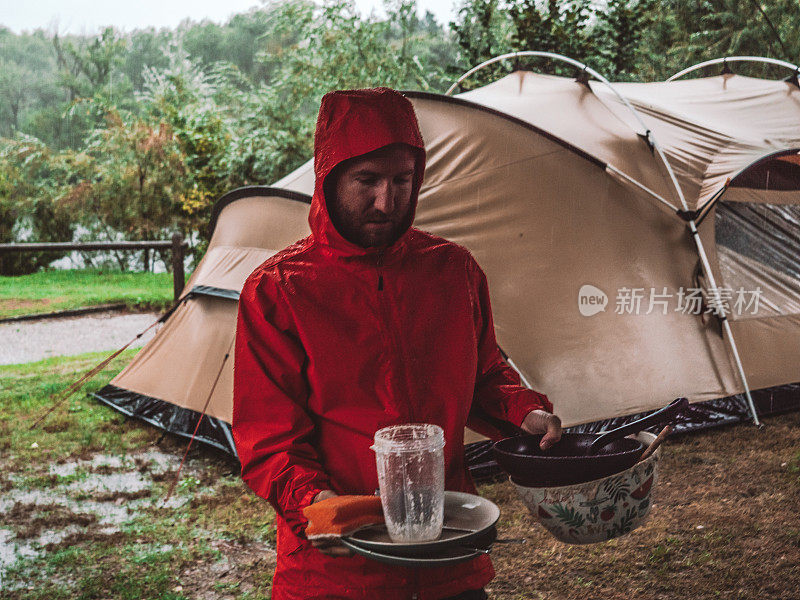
<box><xmin>588</xmin><ymin>397</ymin><xmax>688</xmax><ymax>455</ymax></box>
<box><xmin>467</xmin><ymin>404</ymin><xmax>526</xmax><ymax>439</ymax></box>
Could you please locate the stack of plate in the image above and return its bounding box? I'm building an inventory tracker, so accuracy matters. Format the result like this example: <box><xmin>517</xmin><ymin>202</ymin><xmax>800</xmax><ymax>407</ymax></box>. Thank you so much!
<box><xmin>341</xmin><ymin>491</ymin><xmax>500</xmax><ymax>567</ymax></box>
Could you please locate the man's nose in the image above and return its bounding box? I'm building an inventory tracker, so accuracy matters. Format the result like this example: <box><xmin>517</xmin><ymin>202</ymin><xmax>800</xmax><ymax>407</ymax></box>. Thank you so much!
<box><xmin>372</xmin><ymin>180</ymin><xmax>395</xmax><ymax>214</ymax></box>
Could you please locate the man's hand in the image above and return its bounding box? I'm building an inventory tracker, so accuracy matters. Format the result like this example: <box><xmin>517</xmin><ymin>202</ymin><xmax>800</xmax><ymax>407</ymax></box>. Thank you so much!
<box><xmin>521</xmin><ymin>409</ymin><xmax>562</xmax><ymax>450</ymax></box>
<box><xmin>308</xmin><ymin>490</ymin><xmax>354</xmax><ymax>557</ymax></box>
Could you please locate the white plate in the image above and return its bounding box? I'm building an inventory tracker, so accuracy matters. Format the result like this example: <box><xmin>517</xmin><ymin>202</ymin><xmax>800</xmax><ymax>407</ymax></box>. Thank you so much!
<box><xmin>343</xmin><ymin>491</ymin><xmax>499</xmax><ymax>557</ymax></box>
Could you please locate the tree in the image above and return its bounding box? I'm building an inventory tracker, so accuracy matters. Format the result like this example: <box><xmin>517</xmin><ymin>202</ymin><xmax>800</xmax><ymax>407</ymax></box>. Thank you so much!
<box><xmin>506</xmin><ymin>0</ymin><xmax>596</xmax><ymax>75</ymax></box>
<box><xmin>122</xmin><ymin>28</ymin><xmax>173</xmax><ymax>91</ymax></box>
<box><xmin>668</xmin><ymin>0</ymin><xmax>800</xmax><ymax>78</ymax></box>
<box><xmin>0</xmin><ymin>28</ymin><xmax>62</xmax><ymax>141</ymax></box>
<box><xmin>449</xmin><ymin>0</ymin><xmax>514</xmax><ymax>87</ymax></box>
<box><xmin>593</xmin><ymin>0</ymin><xmax>653</xmax><ymax>80</ymax></box>
<box><xmin>51</xmin><ymin>27</ymin><xmax>133</xmax><ymax>148</ymax></box>
<box><xmin>0</xmin><ymin>137</ymin><xmax>81</xmax><ymax>274</ymax></box>
<box><xmin>53</xmin><ymin>27</ymin><xmax>127</xmax><ymax>95</ymax></box>
<box><xmin>70</xmin><ymin>107</ymin><xmax>188</xmax><ymax>269</ymax></box>
<box><xmin>137</xmin><ymin>45</ymin><xmax>232</xmax><ymax>235</ymax></box>
<box><xmin>0</xmin><ymin>60</ymin><xmax>28</xmax><ymax>135</ymax></box>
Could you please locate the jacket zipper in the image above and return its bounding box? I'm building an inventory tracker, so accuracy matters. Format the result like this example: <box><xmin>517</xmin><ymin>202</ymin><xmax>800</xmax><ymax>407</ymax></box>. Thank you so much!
<box><xmin>375</xmin><ymin>253</ymin><xmax>415</xmax><ymax>423</ymax></box>
<box><xmin>377</xmin><ymin>253</ymin><xmax>384</xmax><ymax>291</ymax></box>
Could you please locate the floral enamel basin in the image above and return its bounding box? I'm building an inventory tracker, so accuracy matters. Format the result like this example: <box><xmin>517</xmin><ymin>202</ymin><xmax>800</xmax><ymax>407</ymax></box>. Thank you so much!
<box><xmin>512</xmin><ymin>432</ymin><xmax>659</xmax><ymax>544</ymax></box>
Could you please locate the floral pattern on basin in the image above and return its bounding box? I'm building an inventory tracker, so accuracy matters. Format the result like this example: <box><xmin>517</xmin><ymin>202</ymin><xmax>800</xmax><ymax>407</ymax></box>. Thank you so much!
<box><xmin>512</xmin><ymin>431</ymin><xmax>659</xmax><ymax>545</ymax></box>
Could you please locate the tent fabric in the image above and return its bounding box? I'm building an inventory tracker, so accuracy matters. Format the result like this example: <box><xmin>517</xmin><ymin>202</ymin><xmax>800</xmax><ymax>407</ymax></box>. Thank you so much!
<box><xmin>94</xmin><ymin>383</ymin><xmax>236</xmax><ymax>455</ymax></box>
<box><xmin>597</xmin><ymin>74</ymin><xmax>800</xmax><ymax>208</ymax></box>
<box><xmin>186</xmin><ymin>189</ymin><xmax>312</xmax><ymax>294</ymax></box>
<box><xmin>102</xmin><ymin>71</ymin><xmax>800</xmax><ymax>447</ymax></box>
<box><xmin>275</xmin><ymin>73</ymin><xmax>800</xmax><ymax>210</ymax></box>
<box><xmin>107</xmin><ymin>189</ymin><xmax>314</xmax><ymax>426</ymax></box>
<box><xmin>114</xmin><ymin>295</ymin><xmax>236</xmax><ymax>423</ymax></box>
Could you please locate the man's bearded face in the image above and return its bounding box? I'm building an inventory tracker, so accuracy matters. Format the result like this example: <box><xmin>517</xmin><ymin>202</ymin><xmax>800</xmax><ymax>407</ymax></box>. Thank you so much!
<box><xmin>328</xmin><ymin>144</ymin><xmax>416</xmax><ymax>248</ymax></box>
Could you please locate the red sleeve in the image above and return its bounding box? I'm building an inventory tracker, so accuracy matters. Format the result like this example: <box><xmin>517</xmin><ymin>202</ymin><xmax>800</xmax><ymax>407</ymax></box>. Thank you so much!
<box><xmin>468</xmin><ymin>258</ymin><xmax>553</xmax><ymax>432</ymax></box>
<box><xmin>232</xmin><ymin>267</ymin><xmax>330</xmax><ymax>538</ymax></box>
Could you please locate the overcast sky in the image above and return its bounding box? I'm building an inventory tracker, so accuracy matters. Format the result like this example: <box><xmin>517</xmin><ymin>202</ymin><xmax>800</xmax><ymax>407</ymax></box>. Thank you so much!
<box><xmin>1</xmin><ymin>0</ymin><xmax>460</xmax><ymax>34</ymax></box>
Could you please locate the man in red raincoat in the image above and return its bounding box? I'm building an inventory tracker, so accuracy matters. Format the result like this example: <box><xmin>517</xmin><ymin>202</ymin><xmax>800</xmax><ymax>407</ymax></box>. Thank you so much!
<box><xmin>233</xmin><ymin>88</ymin><xmax>561</xmax><ymax>600</ymax></box>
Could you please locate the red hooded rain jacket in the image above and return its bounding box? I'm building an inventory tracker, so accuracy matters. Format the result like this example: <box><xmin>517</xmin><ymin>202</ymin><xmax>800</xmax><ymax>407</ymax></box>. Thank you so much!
<box><xmin>233</xmin><ymin>88</ymin><xmax>552</xmax><ymax>600</ymax></box>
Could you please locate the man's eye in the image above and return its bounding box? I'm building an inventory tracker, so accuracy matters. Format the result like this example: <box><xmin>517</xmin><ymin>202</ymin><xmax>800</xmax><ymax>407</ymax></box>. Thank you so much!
<box><xmin>394</xmin><ymin>177</ymin><xmax>411</xmax><ymax>185</ymax></box>
<box><xmin>357</xmin><ymin>177</ymin><xmax>377</xmax><ymax>185</ymax></box>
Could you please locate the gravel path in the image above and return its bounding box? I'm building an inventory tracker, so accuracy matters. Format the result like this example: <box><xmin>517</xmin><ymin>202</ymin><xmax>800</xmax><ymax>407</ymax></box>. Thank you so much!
<box><xmin>0</xmin><ymin>311</ymin><xmax>160</xmax><ymax>366</ymax></box>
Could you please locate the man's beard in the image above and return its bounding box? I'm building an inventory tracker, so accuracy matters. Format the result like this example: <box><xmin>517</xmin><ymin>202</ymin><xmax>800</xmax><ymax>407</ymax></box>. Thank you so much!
<box><xmin>331</xmin><ymin>207</ymin><xmax>411</xmax><ymax>248</ymax></box>
<box><xmin>348</xmin><ymin>216</ymin><xmax>403</xmax><ymax>248</ymax></box>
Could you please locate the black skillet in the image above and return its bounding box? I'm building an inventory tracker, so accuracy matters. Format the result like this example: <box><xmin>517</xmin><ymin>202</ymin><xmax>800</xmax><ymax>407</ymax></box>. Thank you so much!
<box><xmin>492</xmin><ymin>398</ymin><xmax>688</xmax><ymax>487</ymax></box>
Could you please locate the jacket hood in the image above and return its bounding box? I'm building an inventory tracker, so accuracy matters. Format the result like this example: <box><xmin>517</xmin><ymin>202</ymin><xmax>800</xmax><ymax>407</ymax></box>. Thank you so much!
<box><xmin>309</xmin><ymin>87</ymin><xmax>426</xmax><ymax>257</ymax></box>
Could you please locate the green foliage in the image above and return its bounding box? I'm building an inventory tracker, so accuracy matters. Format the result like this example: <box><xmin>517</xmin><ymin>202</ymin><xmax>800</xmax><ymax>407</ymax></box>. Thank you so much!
<box><xmin>452</xmin><ymin>0</ymin><xmax>654</xmax><ymax>82</ymax></box>
<box><xmin>0</xmin><ymin>28</ymin><xmax>62</xmax><ymax>140</ymax></box>
<box><xmin>68</xmin><ymin>105</ymin><xmax>188</xmax><ymax>256</ymax></box>
<box><xmin>508</xmin><ymin>0</ymin><xmax>596</xmax><ymax>70</ymax></box>
<box><xmin>0</xmin><ymin>137</ymin><xmax>82</xmax><ymax>274</ymax></box>
<box><xmin>265</xmin><ymin>0</ymin><xmax>444</xmax><ymax>97</ymax></box>
<box><xmin>450</xmin><ymin>0</ymin><xmax>514</xmax><ymax>87</ymax></box>
<box><xmin>670</xmin><ymin>0</ymin><xmax>800</xmax><ymax>72</ymax></box>
<box><xmin>1</xmin><ymin>0</ymin><xmax>798</xmax><ymax>276</ymax></box>
<box><xmin>592</xmin><ymin>0</ymin><xmax>654</xmax><ymax>80</ymax></box>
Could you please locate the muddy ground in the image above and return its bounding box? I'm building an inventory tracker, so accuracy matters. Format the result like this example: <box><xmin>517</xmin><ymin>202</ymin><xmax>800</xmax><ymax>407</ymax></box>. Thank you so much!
<box><xmin>1</xmin><ymin>439</ymin><xmax>277</xmax><ymax>599</ymax></box>
<box><xmin>1</xmin><ymin>351</ymin><xmax>798</xmax><ymax>599</ymax></box>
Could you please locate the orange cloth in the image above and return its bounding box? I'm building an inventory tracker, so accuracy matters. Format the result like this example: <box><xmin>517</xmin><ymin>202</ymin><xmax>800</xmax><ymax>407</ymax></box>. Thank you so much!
<box><xmin>302</xmin><ymin>495</ymin><xmax>384</xmax><ymax>539</ymax></box>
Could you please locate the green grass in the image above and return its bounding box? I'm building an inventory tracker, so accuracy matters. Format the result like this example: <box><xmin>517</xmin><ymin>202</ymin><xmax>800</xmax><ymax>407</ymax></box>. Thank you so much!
<box><xmin>0</xmin><ymin>268</ymin><xmax>181</xmax><ymax>319</ymax></box>
<box><xmin>0</xmin><ymin>352</ymin><xmax>275</xmax><ymax>599</ymax></box>
<box><xmin>2</xmin><ymin>353</ymin><xmax>799</xmax><ymax>599</ymax></box>
<box><xmin>0</xmin><ymin>350</ymin><xmax>152</xmax><ymax>467</ymax></box>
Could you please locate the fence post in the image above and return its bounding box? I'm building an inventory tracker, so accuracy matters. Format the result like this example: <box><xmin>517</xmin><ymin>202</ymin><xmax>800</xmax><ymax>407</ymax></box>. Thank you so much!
<box><xmin>172</xmin><ymin>233</ymin><xmax>185</xmax><ymax>301</ymax></box>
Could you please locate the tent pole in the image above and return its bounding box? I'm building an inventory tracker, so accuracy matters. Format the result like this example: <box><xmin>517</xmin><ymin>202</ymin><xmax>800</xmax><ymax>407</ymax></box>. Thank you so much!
<box><xmin>505</xmin><ymin>355</ymin><xmax>534</xmax><ymax>390</ymax></box>
<box><xmin>451</xmin><ymin>51</ymin><xmax>762</xmax><ymax>424</ymax></box>
<box><xmin>639</xmin><ymin>116</ymin><xmax>762</xmax><ymax>425</ymax></box>
<box><xmin>667</xmin><ymin>56</ymin><xmax>799</xmax><ymax>82</ymax></box>
<box><xmin>688</xmin><ymin>219</ymin><xmax>762</xmax><ymax>426</ymax></box>
<box><xmin>605</xmin><ymin>165</ymin><xmax>677</xmax><ymax>211</ymax></box>
<box><xmin>580</xmin><ymin>59</ymin><xmax>763</xmax><ymax>426</ymax></box>
<box><xmin>636</xmin><ymin>104</ymin><xmax>762</xmax><ymax>425</ymax></box>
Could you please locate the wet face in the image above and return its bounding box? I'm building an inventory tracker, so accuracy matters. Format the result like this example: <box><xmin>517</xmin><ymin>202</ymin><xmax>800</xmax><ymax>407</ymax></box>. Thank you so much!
<box><xmin>327</xmin><ymin>144</ymin><xmax>417</xmax><ymax>248</ymax></box>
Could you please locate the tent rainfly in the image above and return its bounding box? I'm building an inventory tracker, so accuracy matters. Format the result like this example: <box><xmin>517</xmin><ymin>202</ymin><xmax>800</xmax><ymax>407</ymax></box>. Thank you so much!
<box><xmin>95</xmin><ymin>57</ymin><xmax>800</xmax><ymax>458</ymax></box>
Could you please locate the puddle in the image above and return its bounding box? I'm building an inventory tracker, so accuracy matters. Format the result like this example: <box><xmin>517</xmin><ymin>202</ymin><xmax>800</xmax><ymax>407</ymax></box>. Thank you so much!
<box><xmin>49</xmin><ymin>453</ymin><xmax>130</xmax><ymax>477</ymax></box>
<box><xmin>1</xmin><ymin>481</ymin><xmax>189</xmax><ymax>527</ymax></box>
<box><xmin>68</xmin><ymin>471</ymin><xmax>150</xmax><ymax>494</ymax></box>
<box><xmin>134</xmin><ymin>450</ymin><xmax>182</xmax><ymax>474</ymax></box>
<box><xmin>48</xmin><ymin>451</ymin><xmax>180</xmax><ymax>478</ymax></box>
<box><xmin>0</xmin><ymin>525</ymin><xmax>82</xmax><ymax>590</ymax></box>
<box><xmin>0</xmin><ymin>528</ymin><xmax>37</xmax><ymax>584</ymax></box>
<box><xmin>1</xmin><ymin>449</ymin><xmax>199</xmax><ymax>583</ymax></box>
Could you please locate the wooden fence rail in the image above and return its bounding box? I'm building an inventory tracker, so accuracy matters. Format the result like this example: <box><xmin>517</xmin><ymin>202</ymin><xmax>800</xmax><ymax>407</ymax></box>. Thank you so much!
<box><xmin>0</xmin><ymin>234</ymin><xmax>187</xmax><ymax>300</ymax></box>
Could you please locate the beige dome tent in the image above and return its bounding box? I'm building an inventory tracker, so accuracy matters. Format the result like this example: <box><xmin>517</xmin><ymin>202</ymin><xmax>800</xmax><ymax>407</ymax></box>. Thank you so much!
<box><xmin>95</xmin><ymin>55</ymin><xmax>800</xmax><ymax>456</ymax></box>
